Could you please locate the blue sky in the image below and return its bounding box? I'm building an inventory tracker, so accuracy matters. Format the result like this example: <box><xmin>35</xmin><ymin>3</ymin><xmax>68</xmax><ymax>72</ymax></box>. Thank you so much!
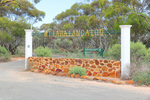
<box><xmin>34</xmin><ymin>0</ymin><xmax>81</xmax><ymax>27</ymax></box>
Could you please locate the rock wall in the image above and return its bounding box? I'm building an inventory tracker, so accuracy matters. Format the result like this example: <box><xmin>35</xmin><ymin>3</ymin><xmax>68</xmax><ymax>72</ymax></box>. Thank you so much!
<box><xmin>28</xmin><ymin>57</ymin><xmax>121</xmax><ymax>78</ymax></box>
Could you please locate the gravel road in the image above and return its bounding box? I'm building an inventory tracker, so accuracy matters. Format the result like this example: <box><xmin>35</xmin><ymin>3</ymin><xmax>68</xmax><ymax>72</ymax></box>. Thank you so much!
<box><xmin>0</xmin><ymin>60</ymin><xmax>150</xmax><ymax>100</ymax></box>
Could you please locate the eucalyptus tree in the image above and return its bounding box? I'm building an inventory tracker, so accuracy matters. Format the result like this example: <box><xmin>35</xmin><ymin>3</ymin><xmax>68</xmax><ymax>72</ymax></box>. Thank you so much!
<box><xmin>0</xmin><ymin>0</ymin><xmax>45</xmax><ymax>54</ymax></box>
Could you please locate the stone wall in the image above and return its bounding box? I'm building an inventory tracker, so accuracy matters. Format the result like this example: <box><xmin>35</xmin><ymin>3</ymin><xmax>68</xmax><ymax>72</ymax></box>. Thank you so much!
<box><xmin>28</xmin><ymin>57</ymin><xmax>121</xmax><ymax>78</ymax></box>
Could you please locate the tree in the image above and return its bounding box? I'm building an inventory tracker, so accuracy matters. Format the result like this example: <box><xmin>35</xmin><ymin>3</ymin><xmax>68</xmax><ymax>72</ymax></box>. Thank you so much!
<box><xmin>41</xmin><ymin>0</ymin><xmax>150</xmax><ymax>50</ymax></box>
<box><xmin>0</xmin><ymin>17</ymin><xmax>30</xmax><ymax>54</ymax></box>
<box><xmin>0</xmin><ymin>0</ymin><xmax>45</xmax><ymax>54</ymax></box>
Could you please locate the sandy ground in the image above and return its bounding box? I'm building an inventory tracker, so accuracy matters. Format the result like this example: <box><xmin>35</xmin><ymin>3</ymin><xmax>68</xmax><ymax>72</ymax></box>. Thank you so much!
<box><xmin>0</xmin><ymin>60</ymin><xmax>150</xmax><ymax>100</ymax></box>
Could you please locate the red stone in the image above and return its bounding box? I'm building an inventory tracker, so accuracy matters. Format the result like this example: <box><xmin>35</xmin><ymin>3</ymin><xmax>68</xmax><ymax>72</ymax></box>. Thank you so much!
<box><xmin>100</xmin><ymin>63</ymin><xmax>104</xmax><ymax>65</ymax></box>
<box><xmin>97</xmin><ymin>73</ymin><xmax>101</xmax><ymax>76</ymax></box>
<box><xmin>75</xmin><ymin>74</ymin><xmax>80</xmax><ymax>78</ymax></box>
<box><xmin>86</xmin><ymin>70</ymin><xmax>88</xmax><ymax>73</ymax></box>
<box><xmin>42</xmin><ymin>65</ymin><xmax>45</xmax><ymax>68</ymax></box>
<box><xmin>56</xmin><ymin>69</ymin><xmax>62</xmax><ymax>73</ymax></box>
<box><xmin>91</xmin><ymin>69</ymin><xmax>94</xmax><ymax>71</ymax></box>
<box><xmin>61</xmin><ymin>73</ymin><xmax>67</xmax><ymax>77</ymax></box>
<box><xmin>109</xmin><ymin>71</ymin><xmax>115</xmax><ymax>78</ymax></box>
<box><xmin>111</xmin><ymin>80</ymin><xmax>116</xmax><ymax>83</ymax></box>
<box><xmin>102</xmin><ymin>79</ymin><xmax>109</xmax><ymax>82</ymax></box>
<box><xmin>100</xmin><ymin>70</ymin><xmax>102</xmax><ymax>73</ymax></box>
<box><xmin>126</xmin><ymin>80</ymin><xmax>134</xmax><ymax>84</ymax></box>
<box><xmin>108</xmin><ymin>69</ymin><xmax>112</xmax><ymax>72</ymax></box>
<box><xmin>70</xmin><ymin>60</ymin><xmax>75</xmax><ymax>65</ymax></box>
<box><xmin>98</xmin><ymin>66</ymin><xmax>102</xmax><ymax>68</ymax></box>
<box><xmin>93</xmin><ymin>77</ymin><xmax>101</xmax><ymax>80</ymax></box>
<box><xmin>102</xmin><ymin>72</ymin><xmax>108</xmax><ymax>77</ymax></box>
<box><xmin>71</xmin><ymin>74</ymin><xmax>74</xmax><ymax>77</ymax></box>
<box><xmin>53</xmin><ymin>60</ymin><xmax>55</xmax><ymax>63</ymax></box>
<box><xmin>116</xmin><ymin>70</ymin><xmax>121</xmax><ymax>78</ymax></box>
<box><xmin>102</xmin><ymin>66</ymin><xmax>108</xmax><ymax>71</ymax></box>
<box><xmin>50</xmin><ymin>58</ymin><xmax>52</xmax><ymax>60</ymax></box>
<box><xmin>104</xmin><ymin>60</ymin><xmax>108</xmax><ymax>63</ymax></box>
<box><xmin>99</xmin><ymin>60</ymin><xmax>103</xmax><ymax>62</ymax></box>
<box><xmin>116</xmin><ymin>82</ymin><xmax>124</xmax><ymax>84</ymax></box>
<box><xmin>56</xmin><ymin>61</ymin><xmax>60</xmax><ymax>64</ymax></box>
<box><xmin>45</xmin><ymin>59</ymin><xmax>48</xmax><ymax>61</ymax></box>
<box><xmin>67</xmin><ymin>73</ymin><xmax>71</xmax><ymax>77</ymax></box>
<box><xmin>113</xmin><ymin>62</ymin><xmax>120</xmax><ymax>66</ymax></box>
<box><xmin>91</xmin><ymin>65</ymin><xmax>96</xmax><ymax>68</ymax></box>
<box><xmin>93</xmin><ymin>72</ymin><xmax>97</xmax><ymax>76</ymax></box>
<box><xmin>65</xmin><ymin>61</ymin><xmax>68</xmax><ymax>65</ymax></box>
<box><xmin>82</xmin><ymin>64</ymin><xmax>85</xmax><ymax>68</ymax></box>
<box><xmin>94</xmin><ymin>60</ymin><xmax>99</xmax><ymax>65</ymax></box>
<box><xmin>86</xmin><ymin>64</ymin><xmax>90</xmax><ymax>67</ymax></box>
<box><xmin>64</xmin><ymin>68</ymin><xmax>69</xmax><ymax>73</ymax></box>
<box><xmin>77</xmin><ymin>59</ymin><xmax>82</xmax><ymax>64</ymax></box>
<box><xmin>89</xmin><ymin>60</ymin><xmax>94</xmax><ymax>64</ymax></box>
<box><xmin>51</xmin><ymin>68</ymin><xmax>55</xmax><ymax>71</ymax></box>
<box><xmin>112</xmin><ymin>67</ymin><xmax>116</xmax><ymax>70</ymax></box>
<box><xmin>107</xmin><ymin>63</ymin><xmax>112</xmax><ymax>68</ymax></box>
<box><xmin>87</xmin><ymin>71</ymin><xmax>92</xmax><ymax>76</ymax></box>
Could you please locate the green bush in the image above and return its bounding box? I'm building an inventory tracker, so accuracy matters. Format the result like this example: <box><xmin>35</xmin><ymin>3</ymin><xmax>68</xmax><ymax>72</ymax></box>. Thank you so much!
<box><xmin>54</xmin><ymin>38</ymin><xmax>73</xmax><ymax>50</ymax></box>
<box><xmin>34</xmin><ymin>46</ymin><xmax>52</xmax><ymax>57</ymax></box>
<box><xmin>131</xmin><ymin>42</ymin><xmax>147</xmax><ymax>61</ymax></box>
<box><xmin>105</xmin><ymin>44</ymin><xmax>121</xmax><ymax>60</ymax></box>
<box><xmin>132</xmin><ymin>71</ymin><xmax>150</xmax><ymax>85</ymax></box>
<box><xmin>105</xmin><ymin>42</ymin><xmax>147</xmax><ymax>61</ymax></box>
<box><xmin>145</xmin><ymin>48</ymin><xmax>150</xmax><ymax>61</ymax></box>
<box><xmin>69</xmin><ymin>66</ymin><xmax>86</xmax><ymax>76</ymax></box>
<box><xmin>51</xmin><ymin>48</ymin><xmax>60</xmax><ymax>54</ymax></box>
<box><xmin>0</xmin><ymin>46</ymin><xmax>10</xmax><ymax>60</ymax></box>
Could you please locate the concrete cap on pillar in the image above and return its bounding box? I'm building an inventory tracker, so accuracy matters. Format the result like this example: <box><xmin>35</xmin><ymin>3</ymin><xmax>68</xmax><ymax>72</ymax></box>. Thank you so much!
<box><xmin>119</xmin><ymin>25</ymin><xmax>132</xmax><ymax>28</ymax></box>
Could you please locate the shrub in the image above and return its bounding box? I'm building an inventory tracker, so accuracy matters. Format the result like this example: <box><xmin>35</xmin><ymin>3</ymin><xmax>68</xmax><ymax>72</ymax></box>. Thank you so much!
<box><xmin>145</xmin><ymin>48</ymin><xmax>150</xmax><ymax>61</ymax></box>
<box><xmin>69</xmin><ymin>66</ymin><xmax>86</xmax><ymax>76</ymax></box>
<box><xmin>0</xmin><ymin>46</ymin><xmax>10</xmax><ymax>60</ymax></box>
<box><xmin>130</xmin><ymin>42</ymin><xmax>147</xmax><ymax>62</ymax></box>
<box><xmin>132</xmin><ymin>71</ymin><xmax>150</xmax><ymax>85</ymax></box>
<box><xmin>105</xmin><ymin>44</ymin><xmax>121</xmax><ymax>60</ymax></box>
<box><xmin>51</xmin><ymin>49</ymin><xmax>60</xmax><ymax>54</ymax></box>
<box><xmin>54</xmin><ymin>38</ymin><xmax>73</xmax><ymax>50</ymax></box>
<box><xmin>34</xmin><ymin>46</ymin><xmax>52</xmax><ymax>57</ymax></box>
<box><xmin>105</xmin><ymin>42</ymin><xmax>147</xmax><ymax>61</ymax></box>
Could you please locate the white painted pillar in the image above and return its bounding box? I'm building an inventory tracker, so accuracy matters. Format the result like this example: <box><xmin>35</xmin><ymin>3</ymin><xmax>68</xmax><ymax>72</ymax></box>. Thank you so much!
<box><xmin>119</xmin><ymin>25</ymin><xmax>132</xmax><ymax>79</ymax></box>
<box><xmin>25</xmin><ymin>29</ymin><xmax>33</xmax><ymax>70</ymax></box>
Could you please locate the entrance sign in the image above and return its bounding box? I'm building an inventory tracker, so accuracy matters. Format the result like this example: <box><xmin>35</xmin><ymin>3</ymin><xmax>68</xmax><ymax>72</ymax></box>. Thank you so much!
<box><xmin>32</xmin><ymin>30</ymin><xmax>121</xmax><ymax>36</ymax></box>
<box><xmin>83</xmin><ymin>48</ymin><xmax>103</xmax><ymax>57</ymax></box>
<box><xmin>25</xmin><ymin>25</ymin><xmax>132</xmax><ymax>79</ymax></box>
<box><xmin>44</xmin><ymin>29</ymin><xmax>104</xmax><ymax>37</ymax></box>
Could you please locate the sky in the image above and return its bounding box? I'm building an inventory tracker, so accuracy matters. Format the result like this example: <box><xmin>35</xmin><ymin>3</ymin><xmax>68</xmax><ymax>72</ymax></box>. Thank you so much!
<box><xmin>33</xmin><ymin>0</ymin><xmax>82</xmax><ymax>27</ymax></box>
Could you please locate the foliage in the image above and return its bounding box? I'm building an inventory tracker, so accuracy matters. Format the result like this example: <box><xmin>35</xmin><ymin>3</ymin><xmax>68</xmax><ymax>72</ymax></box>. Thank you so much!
<box><xmin>130</xmin><ymin>42</ymin><xmax>147</xmax><ymax>62</ymax></box>
<box><xmin>69</xmin><ymin>66</ymin><xmax>86</xmax><ymax>76</ymax></box>
<box><xmin>105</xmin><ymin>42</ymin><xmax>148</xmax><ymax>61</ymax></box>
<box><xmin>0</xmin><ymin>0</ymin><xmax>45</xmax><ymax>55</ymax></box>
<box><xmin>132</xmin><ymin>71</ymin><xmax>150</xmax><ymax>85</ymax></box>
<box><xmin>51</xmin><ymin>49</ymin><xmax>60</xmax><ymax>54</ymax></box>
<box><xmin>0</xmin><ymin>0</ymin><xmax>45</xmax><ymax>23</ymax></box>
<box><xmin>54</xmin><ymin>38</ymin><xmax>73</xmax><ymax>50</ymax></box>
<box><xmin>44</xmin><ymin>0</ymin><xmax>150</xmax><ymax>50</ymax></box>
<box><xmin>145</xmin><ymin>48</ymin><xmax>150</xmax><ymax>61</ymax></box>
<box><xmin>0</xmin><ymin>17</ymin><xmax>29</xmax><ymax>54</ymax></box>
<box><xmin>105</xmin><ymin>44</ymin><xmax>121</xmax><ymax>60</ymax></box>
<box><xmin>0</xmin><ymin>46</ymin><xmax>10</xmax><ymax>60</ymax></box>
<box><xmin>34</xmin><ymin>46</ymin><xmax>52</xmax><ymax>57</ymax></box>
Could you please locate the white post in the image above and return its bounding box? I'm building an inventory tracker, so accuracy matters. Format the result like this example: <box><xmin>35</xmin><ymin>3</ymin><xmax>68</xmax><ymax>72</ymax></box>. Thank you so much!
<box><xmin>25</xmin><ymin>29</ymin><xmax>33</xmax><ymax>70</ymax></box>
<box><xmin>119</xmin><ymin>25</ymin><xmax>132</xmax><ymax>79</ymax></box>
